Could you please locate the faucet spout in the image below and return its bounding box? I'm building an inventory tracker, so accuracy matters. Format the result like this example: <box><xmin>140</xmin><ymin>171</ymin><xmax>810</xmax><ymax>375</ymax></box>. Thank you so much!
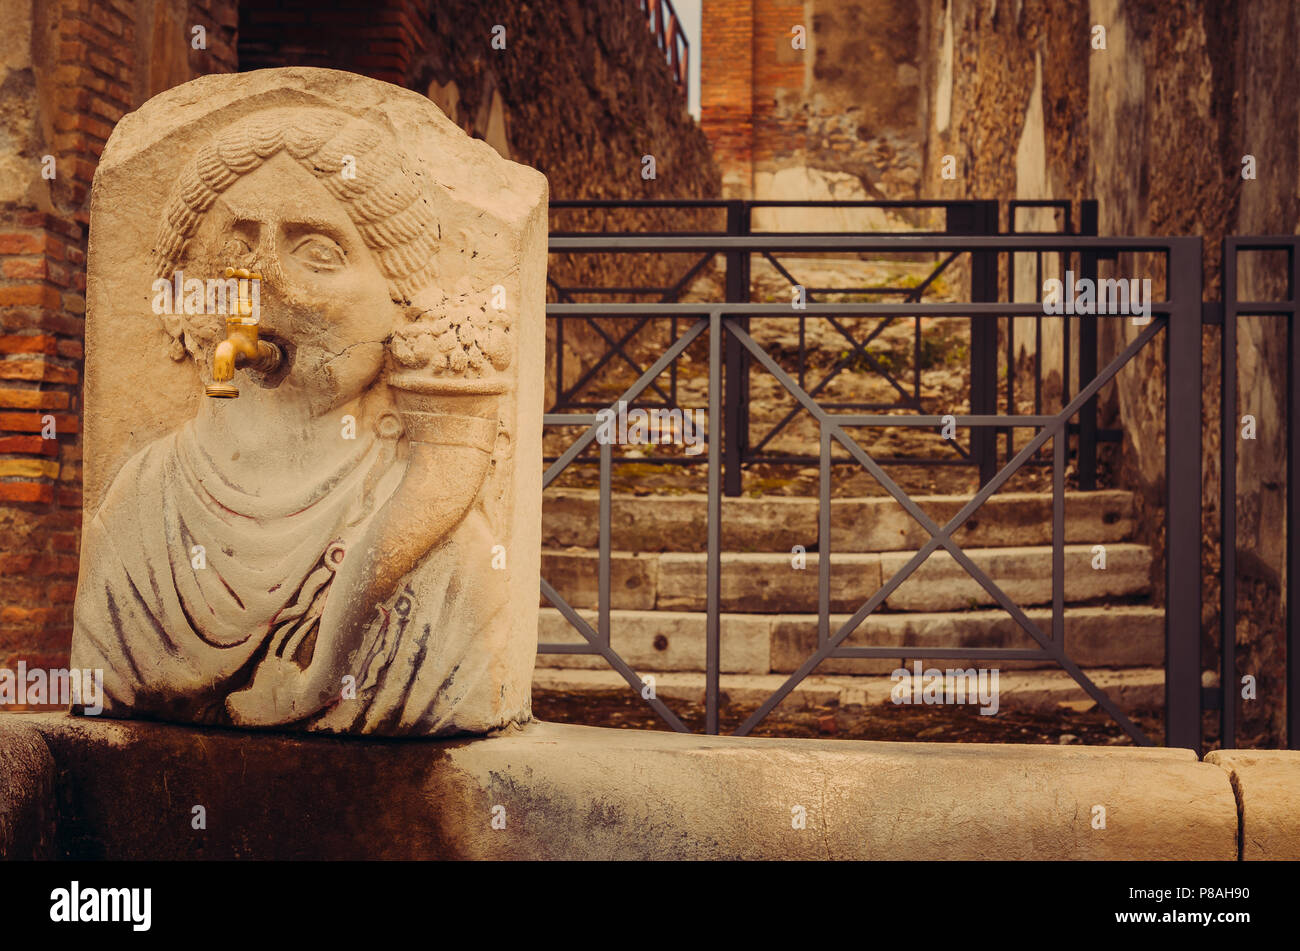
<box><xmin>207</xmin><ymin>333</ymin><xmax>281</xmax><ymax>398</ymax></box>
<box><xmin>205</xmin><ymin>268</ymin><xmax>282</xmax><ymax>398</ymax></box>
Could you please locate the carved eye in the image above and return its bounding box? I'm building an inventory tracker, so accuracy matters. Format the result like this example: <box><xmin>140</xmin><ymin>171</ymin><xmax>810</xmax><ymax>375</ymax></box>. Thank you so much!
<box><xmin>291</xmin><ymin>235</ymin><xmax>346</xmax><ymax>272</ymax></box>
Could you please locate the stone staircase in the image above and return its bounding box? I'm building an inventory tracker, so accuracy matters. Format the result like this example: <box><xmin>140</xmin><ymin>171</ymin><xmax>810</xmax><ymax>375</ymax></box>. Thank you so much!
<box><xmin>536</xmin><ymin>488</ymin><xmax>1165</xmax><ymax>715</ymax></box>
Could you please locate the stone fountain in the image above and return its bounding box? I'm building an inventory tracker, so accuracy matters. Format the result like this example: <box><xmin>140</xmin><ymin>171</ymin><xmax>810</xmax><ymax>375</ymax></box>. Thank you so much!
<box><xmin>69</xmin><ymin>68</ymin><xmax>546</xmax><ymax>737</ymax></box>
<box><xmin>0</xmin><ymin>68</ymin><xmax>1284</xmax><ymax>862</ymax></box>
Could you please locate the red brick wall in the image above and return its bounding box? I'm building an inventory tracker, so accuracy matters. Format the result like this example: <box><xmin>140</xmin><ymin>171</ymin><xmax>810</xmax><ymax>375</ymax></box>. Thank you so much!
<box><xmin>701</xmin><ymin>0</ymin><xmax>808</xmax><ymax>195</ymax></box>
<box><xmin>750</xmin><ymin>0</ymin><xmax>804</xmax><ymax>168</ymax></box>
<box><xmin>701</xmin><ymin>0</ymin><xmax>926</xmax><ymax>203</ymax></box>
<box><xmin>239</xmin><ymin>0</ymin><xmax>717</xmax><ymax>204</ymax></box>
<box><xmin>0</xmin><ymin>0</ymin><xmax>237</xmax><ymax>689</ymax></box>
<box><xmin>701</xmin><ymin>0</ymin><xmax>755</xmax><ymax>195</ymax></box>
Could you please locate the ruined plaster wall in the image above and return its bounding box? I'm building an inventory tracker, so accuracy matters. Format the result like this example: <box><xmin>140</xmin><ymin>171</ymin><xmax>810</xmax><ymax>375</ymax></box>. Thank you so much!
<box><xmin>701</xmin><ymin>0</ymin><xmax>926</xmax><ymax>231</ymax></box>
<box><xmin>0</xmin><ymin>0</ymin><xmax>236</xmax><ymax>679</ymax></box>
<box><xmin>923</xmin><ymin>0</ymin><xmax>1292</xmax><ymax>745</ymax></box>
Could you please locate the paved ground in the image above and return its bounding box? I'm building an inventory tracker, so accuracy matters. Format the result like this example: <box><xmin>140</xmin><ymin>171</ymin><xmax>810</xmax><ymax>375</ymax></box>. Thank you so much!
<box><xmin>533</xmin><ymin>686</ymin><xmax>1163</xmax><ymax>745</ymax></box>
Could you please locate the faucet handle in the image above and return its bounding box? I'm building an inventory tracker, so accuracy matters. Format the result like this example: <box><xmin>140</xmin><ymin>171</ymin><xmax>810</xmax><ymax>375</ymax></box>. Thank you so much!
<box><xmin>223</xmin><ymin>267</ymin><xmax>263</xmax><ymax>320</ymax></box>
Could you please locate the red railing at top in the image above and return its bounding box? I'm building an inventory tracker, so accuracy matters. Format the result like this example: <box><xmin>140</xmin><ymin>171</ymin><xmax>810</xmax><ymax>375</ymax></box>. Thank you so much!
<box><xmin>640</xmin><ymin>0</ymin><xmax>689</xmax><ymax>93</ymax></box>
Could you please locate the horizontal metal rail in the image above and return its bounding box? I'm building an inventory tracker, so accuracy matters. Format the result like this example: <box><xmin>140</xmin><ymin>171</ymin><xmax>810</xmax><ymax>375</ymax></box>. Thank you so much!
<box><xmin>548</xmin><ymin>301</ymin><xmax>1175</xmax><ymax>316</ymax></box>
<box><xmin>550</xmin><ymin>235</ymin><xmax>1186</xmax><ymax>252</ymax></box>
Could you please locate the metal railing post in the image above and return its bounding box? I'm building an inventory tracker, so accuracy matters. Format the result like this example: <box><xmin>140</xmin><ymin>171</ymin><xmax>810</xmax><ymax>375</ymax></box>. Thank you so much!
<box><xmin>1221</xmin><ymin>238</ymin><xmax>1238</xmax><ymax>750</ymax></box>
<box><xmin>948</xmin><ymin>200</ymin><xmax>1000</xmax><ymax>487</ymax></box>
<box><xmin>723</xmin><ymin>200</ymin><xmax>750</xmax><ymax>497</ymax></box>
<box><xmin>707</xmin><ymin>311</ymin><xmax>723</xmax><ymax>733</ymax></box>
<box><xmin>1289</xmin><ymin>243</ymin><xmax>1300</xmax><ymax>749</ymax></box>
<box><xmin>1167</xmin><ymin>237</ymin><xmax>1204</xmax><ymax>752</ymax></box>
<box><xmin>1077</xmin><ymin>200</ymin><xmax>1100</xmax><ymax>490</ymax></box>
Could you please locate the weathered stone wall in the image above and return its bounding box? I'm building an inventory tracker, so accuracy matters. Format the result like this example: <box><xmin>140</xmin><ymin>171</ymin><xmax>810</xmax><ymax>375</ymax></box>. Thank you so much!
<box><xmin>13</xmin><ymin>713</ymin><xmax>1246</xmax><ymax>859</ymax></box>
<box><xmin>1226</xmin><ymin>0</ymin><xmax>1296</xmax><ymax>751</ymax></box>
<box><xmin>240</xmin><ymin>0</ymin><xmax>718</xmax><ymax>211</ymax></box>
<box><xmin>0</xmin><ymin>0</ymin><xmax>237</xmax><ymax>683</ymax></box>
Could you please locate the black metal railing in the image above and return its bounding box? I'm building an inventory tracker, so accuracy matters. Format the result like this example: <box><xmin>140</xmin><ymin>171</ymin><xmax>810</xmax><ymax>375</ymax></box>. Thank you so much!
<box><xmin>547</xmin><ymin>199</ymin><xmax>1109</xmax><ymax>496</ymax></box>
<box><xmin>542</xmin><ymin>231</ymin><xmax>1205</xmax><ymax>751</ymax></box>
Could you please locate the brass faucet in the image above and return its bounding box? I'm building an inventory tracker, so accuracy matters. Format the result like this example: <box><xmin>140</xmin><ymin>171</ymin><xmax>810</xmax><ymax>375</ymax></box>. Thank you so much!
<box><xmin>205</xmin><ymin>267</ymin><xmax>282</xmax><ymax>398</ymax></box>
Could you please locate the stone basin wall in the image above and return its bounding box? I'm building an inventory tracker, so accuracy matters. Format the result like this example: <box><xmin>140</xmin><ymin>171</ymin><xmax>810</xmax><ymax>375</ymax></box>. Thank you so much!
<box><xmin>9</xmin><ymin>712</ymin><xmax>1295</xmax><ymax>861</ymax></box>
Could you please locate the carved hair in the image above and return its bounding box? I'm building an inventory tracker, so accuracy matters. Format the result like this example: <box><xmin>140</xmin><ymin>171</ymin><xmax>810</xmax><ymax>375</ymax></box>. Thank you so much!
<box><xmin>152</xmin><ymin>106</ymin><xmax>438</xmax><ymax>303</ymax></box>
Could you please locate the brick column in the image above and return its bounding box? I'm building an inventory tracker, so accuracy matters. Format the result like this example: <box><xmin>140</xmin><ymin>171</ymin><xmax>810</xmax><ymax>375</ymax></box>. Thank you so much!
<box><xmin>750</xmin><ymin>0</ymin><xmax>804</xmax><ymax>178</ymax></box>
<box><xmin>701</xmin><ymin>0</ymin><xmax>755</xmax><ymax>197</ymax></box>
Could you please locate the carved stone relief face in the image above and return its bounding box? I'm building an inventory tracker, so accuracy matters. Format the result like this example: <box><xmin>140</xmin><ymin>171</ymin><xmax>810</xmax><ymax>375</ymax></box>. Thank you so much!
<box><xmin>184</xmin><ymin>153</ymin><xmax>399</xmax><ymax>415</ymax></box>
<box><xmin>71</xmin><ymin>68</ymin><xmax>547</xmax><ymax>737</ymax></box>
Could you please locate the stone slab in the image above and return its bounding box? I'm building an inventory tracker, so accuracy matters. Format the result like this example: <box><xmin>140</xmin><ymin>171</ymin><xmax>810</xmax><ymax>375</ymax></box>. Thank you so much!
<box><xmin>657</xmin><ymin>551</ymin><xmax>884</xmax><ymax>612</ymax></box>
<box><xmin>12</xmin><ymin>712</ymin><xmax>1236</xmax><ymax>860</ymax></box>
<box><xmin>1205</xmin><ymin>749</ymin><xmax>1300</xmax><ymax>860</ymax></box>
<box><xmin>535</xmin><ymin>608</ymin><xmax>771</xmax><ymax>674</ymax></box>
<box><xmin>880</xmin><ymin>544</ymin><xmax>1151</xmax><ymax>611</ymax></box>
<box><xmin>770</xmin><ymin>606</ymin><xmax>1164</xmax><ymax>674</ymax></box>
<box><xmin>531</xmin><ymin>605</ymin><xmax>1161</xmax><ymax>677</ymax></box>
<box><xmin>541</xmin><ymin>489</ymin><xmax>1137</xmax><ymax>553</ymax></box>
<box><xmin>541</xmin><ymin>550</ymin><xmax>658</xmax><ymax>610</ymax></box>
<box><xmin>547</xmin><ymin>546</ymin><xmax>1151</xmax><ymax>613</ymax></box>
<box><xmin>74</xmin><ymin>67</ymin><xmax>547</xmax><ymax>735</ymax></box>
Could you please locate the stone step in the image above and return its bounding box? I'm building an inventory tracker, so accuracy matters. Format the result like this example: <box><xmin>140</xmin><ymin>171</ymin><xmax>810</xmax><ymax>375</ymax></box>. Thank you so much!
<box><xmin>537</xmin><ymin>605</ymin><xmax>1165</xmax><ymax>675</ymax></box>
<box><xmin>530</xmin><ymin>666</ymin><xmax>1169</xmax><ymax>717</ymax></box>
<box><xmin>541</xmin><ymin>543</ymin><xmax>1152</xmax><ymax>613</ymax></box>
<box><xmin>542</xmin><ymin>489</ymin><xmax>1136</xmax><ymax>553</ymax></box>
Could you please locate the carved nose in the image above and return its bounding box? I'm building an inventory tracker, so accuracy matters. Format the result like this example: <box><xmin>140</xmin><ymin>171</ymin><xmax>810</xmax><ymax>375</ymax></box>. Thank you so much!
<box><xmin>247</xmin><ymin>250</ymin><xmax>285</xmax><ymax>292</ymax></box>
